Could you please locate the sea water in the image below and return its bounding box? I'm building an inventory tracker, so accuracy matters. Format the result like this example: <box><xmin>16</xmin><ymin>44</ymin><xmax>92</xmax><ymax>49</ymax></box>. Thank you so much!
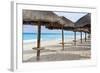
<box><xmin>23</xmin><ymin>32</ymin><xmax>85</xmax><ymax>42</ymax></box>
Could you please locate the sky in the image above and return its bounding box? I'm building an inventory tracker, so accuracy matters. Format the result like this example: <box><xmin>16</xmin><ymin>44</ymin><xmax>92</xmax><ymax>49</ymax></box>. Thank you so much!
<box><xmin>54</xmin><ymin>12</ymin><xmax>87</xmax><ymax>22</ymax></box>
<box><xmin>23</xmin><ymin>11</ymin><xmax>87</xmax><ymax>33</ymax></box>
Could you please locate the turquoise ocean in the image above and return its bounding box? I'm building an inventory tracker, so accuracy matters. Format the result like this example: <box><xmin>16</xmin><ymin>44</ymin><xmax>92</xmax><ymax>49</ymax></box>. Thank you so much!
<box><xmin>23</xmin><ymin>32</ymin><xmax>85</xmax><ymax>41</ymax></box>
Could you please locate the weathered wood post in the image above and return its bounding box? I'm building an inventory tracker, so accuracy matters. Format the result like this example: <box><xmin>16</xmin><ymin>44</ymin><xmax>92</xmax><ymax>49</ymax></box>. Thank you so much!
<box><xmin>37</xmin><ymin>22</ymin><xmax>41</xmax><ymax>61</ymax></box>
<box><xmin>62</xmin><ymin>25</ymin><xmax>64</xmax><ymax>50</ymax></box>
<box><xmin>80</xmin><ymin>32</ymin><xmax>82</xmax><ymax>43</ymax></box>
<box><xmin>85</xmin><ymin>32</ymin><xmax>86</xmax><ymax>42</ymax></box>
<box><xmin>88</xmin><ymin>33</ymin><xmax>90</xmax><ymax>39</ymax></box>
<box><xmin>74</xmin><ymin>31</ymin><xmax>76</xmax><ymax>45</ymax></box>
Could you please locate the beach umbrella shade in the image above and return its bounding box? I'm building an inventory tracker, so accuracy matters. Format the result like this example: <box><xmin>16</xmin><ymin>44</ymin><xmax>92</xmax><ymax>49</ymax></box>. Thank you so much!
<box><xmin>23</xmin><ymin>10</ymin><xmax>64</xmax><ymax>61</ymax></box>
<box><xmin>23</xmin><ymin>10</ymin><xmax>62</xmax><ymax>26</ymax></box>
<box><xmin>75</xmin><ymin>13</ymin><xmax>91</xmax><ymax>33</ymax></box>
<box><xmin>46</xmin><ymin>16</ymin><xmax>75</xmax><ymax>49</ymax></box>
<box><xmin>58</xmin><ymin>16</ymin><xmax>75</xmax><ymax>48</ymax></box>
<box><xmin>46</xmin><ymin>16</ymin><xmax>75</xmax><ymax>30</ymax></box>
<box><xmin>75</xmin><ymin>13</ymin><xmax>91</xmax><ymax>43</ymax></box>
<box><xmin>74</xmin><ymin>27</ymin><xmax>89</xmax><ymax>43</ymax></box>
<box><xmin>74</xmin><ymin>28</ymin><xmax>89</xmax><ymax>33</ymax></box>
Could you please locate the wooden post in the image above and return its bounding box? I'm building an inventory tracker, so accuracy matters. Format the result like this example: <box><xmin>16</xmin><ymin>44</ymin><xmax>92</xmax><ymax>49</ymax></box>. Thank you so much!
<box><xmin>74</xmin><ymin>31</ymin><xmax>76</xmax><ymax>45</ymax></box>
<box><xmin>88</xmin><ymin>33</ymin><xmax>89</xmax><ymax>38</ymax></box>
<box><xmin>80</xmin><ymin>32</ymin><xmax>82</xmax><ymax>43</ymax></box>
<box><xmin>85</xmin><ymin>32</ymin><xmax>86</xmax><ymax>42</ymax></box>
<box><xmin>37</xmin><ymin>22</ymin><xmax>41</xmax><ymax>61</ymax></box>
<box><xmin>62</xmin><ymin>25</ymin><xmax>64</xmax><ymax>50</ymax></box>
<box><xmin>88</xmin><ymin>33</ymin><xmax>90</xmax><ymax>39</ymax></box>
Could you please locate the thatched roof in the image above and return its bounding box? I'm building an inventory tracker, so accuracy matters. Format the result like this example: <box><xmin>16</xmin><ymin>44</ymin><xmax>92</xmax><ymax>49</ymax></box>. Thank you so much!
<box><xmin>60</xmin><ymin>16</ymin><xmax>74</xmax><ymax>27</ymax></box>
<box><xmin>46</xmin><ymin>16</ymin><xmax>75</xmax><ymax>30</ymax></box>
<box><xmin>23</xmin><ymin>10</ymin><xmax>62</xmax><ymax>27</ymax></box>
<box><xmin>74</xmin><ymin>28</ymin><xmax>89</xmax><ymax>32</ymax></box>
<box><xmin>75</xmin><ymin>13</ymin><xmax>91</xmax><ymax>28</ymax></box>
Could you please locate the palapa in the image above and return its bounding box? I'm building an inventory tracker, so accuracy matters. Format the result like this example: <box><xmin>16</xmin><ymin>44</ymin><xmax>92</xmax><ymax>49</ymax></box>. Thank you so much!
<box><xmin>75</xmin><ymin>13</ymin><xmax>91</xmax><ymax>28</ymax></box>
<box><xmin>75</xmin><ymin>13</ymin><xmax>91</xmax><ymax>43</ymax></box>
<box><xmin>23</xmin><ymin>10</ymin><xmax>65</xmax><ymax>61</ymax></box>
<box><xmin>23</xmin><ymin>10</ymin><xmax>62</xmax><ymax>27</ymax></box>
<box><xmin>45</xmin><ymin>16</ymin><xmax>75</xmax><ymax>49</ymax></box>
<box><xmin>46</xmin><ymin>16</ymin><xmax>75</xmax><ymax>30</ymax></box>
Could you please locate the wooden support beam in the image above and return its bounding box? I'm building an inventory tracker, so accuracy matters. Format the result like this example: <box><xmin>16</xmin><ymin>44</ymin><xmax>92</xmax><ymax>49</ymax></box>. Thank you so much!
<box><xmin>80</xmin><ymin>32</ymin><xmax>82</xmax><ymax>43</ymax></box>
<box><xmin>62</xmin><ymin>25</ymin><xmax>64</xmax><ymax>50</ymax></box>
<box><xmin>88</xmin><ymin>33</ymin><xmax>90</xmax><ymax>39</ymax></box>
<box><xmin>37</xmin><ymin>22</ymin><xmax>41</xmax><ymax>61</ymax></box>
<box><xmin>85</xmin><ymin>32</ymin><xmax>86</xmax><ymax>42</ymax></box>
<box><xmin>74</xmin><ymin>31</ymin><xmax>76</xmax><ymax>45</ymax></box>
<box><xmin>88</xmin><ymin>33</ymin><xmax>89</xmax><ymax>38</ymax></box>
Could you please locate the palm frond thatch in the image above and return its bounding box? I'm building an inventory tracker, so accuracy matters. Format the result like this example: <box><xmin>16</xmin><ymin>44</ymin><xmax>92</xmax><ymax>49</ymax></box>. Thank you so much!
<box><xmin>75</xmin><ymin>13</ymin><xmax>91</xmax><ymax>28</ymax></box>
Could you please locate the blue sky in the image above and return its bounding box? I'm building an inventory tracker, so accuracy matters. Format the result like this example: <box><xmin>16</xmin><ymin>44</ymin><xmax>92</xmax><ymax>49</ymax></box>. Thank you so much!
<box><xmin>23</xmin><ymin>11</ymin><xmax>87</xmax><ymax>33</ymax></box>
<box><xmin>54</xmin><ymin>12</ymin><xmax>87</xmax><ymax>22</ymax></box>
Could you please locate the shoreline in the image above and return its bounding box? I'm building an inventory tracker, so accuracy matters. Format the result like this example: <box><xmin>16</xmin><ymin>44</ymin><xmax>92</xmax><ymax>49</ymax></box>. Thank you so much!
<box><xmin>23</xmin><ymin>35</ymin><xmax>82</xmax><ymax>43</ymax></box>
<box><xmin>23</xmin><ymin>33</ymin><xmax>84</xmax><ymax>43</ymax></box>
<box><xmin>23</xmin><ymin>36</ymin><xmax>83</xmax><ymax>51</ymax></box>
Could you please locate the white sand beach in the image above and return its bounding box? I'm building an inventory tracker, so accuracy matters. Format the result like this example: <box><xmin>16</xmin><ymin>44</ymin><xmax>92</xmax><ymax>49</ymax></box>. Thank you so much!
<box><xmin>23</xmin><ymin>38</ymin><xmax>91</xmax><ymax>62</ymax></box>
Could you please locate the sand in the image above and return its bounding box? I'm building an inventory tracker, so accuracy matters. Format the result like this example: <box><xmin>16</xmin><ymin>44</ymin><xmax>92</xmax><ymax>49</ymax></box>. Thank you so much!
<box><xmin>22</xmin><ymin>38</ymin><xmax>91</xmax><ymax>62</ymax></box>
